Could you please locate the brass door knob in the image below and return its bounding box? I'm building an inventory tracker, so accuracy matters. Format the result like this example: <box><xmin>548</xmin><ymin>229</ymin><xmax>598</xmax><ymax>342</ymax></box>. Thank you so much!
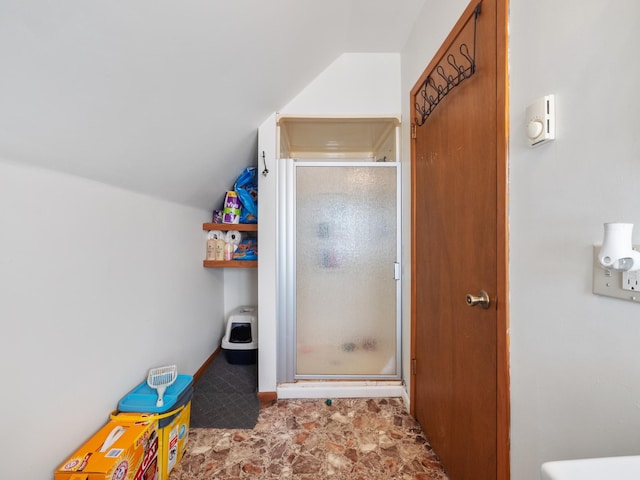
<box><xmin>466</xmin><ymin>290</ymin><xmax>490</xmax><ymax>309</ymax></box>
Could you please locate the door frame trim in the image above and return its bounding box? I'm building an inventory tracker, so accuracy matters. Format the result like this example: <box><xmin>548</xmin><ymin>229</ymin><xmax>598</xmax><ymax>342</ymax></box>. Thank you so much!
<box><xmin>409</xmin><ymin>1</ymin><xmax>510</xmax><ymax>479</ymax></box>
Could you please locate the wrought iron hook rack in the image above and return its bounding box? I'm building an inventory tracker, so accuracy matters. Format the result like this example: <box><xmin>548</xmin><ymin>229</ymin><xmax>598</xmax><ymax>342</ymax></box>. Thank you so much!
<box><xmin>414</xmin><ymin>3</ymin><xmax>481</xmax><ymax>127</ymax></box>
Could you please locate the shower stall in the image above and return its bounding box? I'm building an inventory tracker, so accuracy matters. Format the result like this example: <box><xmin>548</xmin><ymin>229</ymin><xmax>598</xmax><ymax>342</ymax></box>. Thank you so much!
<box><xmin>275</xmin><ymin>116</ymin><xmax>402</xmax><ymax>384</ymax></box>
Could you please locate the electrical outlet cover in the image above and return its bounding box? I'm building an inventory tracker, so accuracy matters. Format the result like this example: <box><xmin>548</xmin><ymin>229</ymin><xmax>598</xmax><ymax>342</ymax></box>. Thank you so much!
<box><xmin>593</xmin><ymin>245</ymin><xmax>640</xmax><ymax>303</ymax></box>
<box><xmin>622</xmin><ymin>270</ymin><xmax>640</xmax><ymax>291</ymax></box>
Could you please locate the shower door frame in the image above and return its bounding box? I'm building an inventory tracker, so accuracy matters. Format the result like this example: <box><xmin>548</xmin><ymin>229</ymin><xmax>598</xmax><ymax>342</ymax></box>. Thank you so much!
<box><xmin>277</xmin><ymin>159</ymin><xmax>402</xmax><ymax>382</ymax></box>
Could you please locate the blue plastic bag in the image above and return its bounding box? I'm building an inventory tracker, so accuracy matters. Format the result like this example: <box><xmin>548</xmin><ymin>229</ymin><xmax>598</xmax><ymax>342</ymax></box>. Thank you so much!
<box><xmin>234</xmin><ymin>167</ymin><xmax>258</xmax><ymax>223</ymax></box>
<box><xmin>233</xmin><ymin>237</ymin><xmax>258</xmax><ymax>261</ymax></box>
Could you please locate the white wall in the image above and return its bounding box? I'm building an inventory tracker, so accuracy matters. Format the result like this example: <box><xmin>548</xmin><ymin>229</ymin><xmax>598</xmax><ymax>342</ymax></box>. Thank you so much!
<box><xmin>257</xmin><ymin>112</ymin><xmax>279</xmax><ymax>393</ymax></box>
<box><xmin>257</xmin><ymin>53</ymin><xmax>402</xmax><ymax>392</ymax></box>
<box><xmin>509</xmin><ymin>1</ymin><xmax>640</xmax><ymax>478</ymax></box>
<box><xmin>403</xmin><ymin>1</ymin><xmax>640</xmax><ymax>479</ymax></box>
<box><xmin>0</xmin><ymin>160</ymin><xmax>223</xmax><ymax>480</ymax></box>
<box><xmin>282</xmin><ymin>53</ymin><xmax>401</xmax><ymax>115</ymax></box>
<box><xmin>223</xmin><ymin>269</ymin><xmax>258</xmax><ymax>318</ymax></box>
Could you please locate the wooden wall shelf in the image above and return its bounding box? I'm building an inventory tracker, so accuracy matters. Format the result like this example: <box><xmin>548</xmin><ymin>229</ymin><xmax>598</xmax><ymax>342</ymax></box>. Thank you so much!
<box><xmin>202</xmin><ymin>260</ymin><xmax>257</xmax><ymax>268</ymax></box>
<box><xmin>202</xmin><ymin>223</ymin><xmax>257</xmax><ymax>232</ymax></box>
<box><xmin>202</xmin><ymin>223</ymin><xmax>258</xmax><ymax>268</ymax></box>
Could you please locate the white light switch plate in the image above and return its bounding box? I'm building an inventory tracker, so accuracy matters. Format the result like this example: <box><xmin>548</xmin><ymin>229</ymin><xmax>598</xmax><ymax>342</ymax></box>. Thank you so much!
<box><xmin>593</xmin><ymin>245</ymin><xmax>640</xmax><ymax>303</ymax></box>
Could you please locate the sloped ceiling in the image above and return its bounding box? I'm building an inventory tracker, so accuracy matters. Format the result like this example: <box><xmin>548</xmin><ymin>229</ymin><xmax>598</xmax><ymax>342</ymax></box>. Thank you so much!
<box><xmin>0</xmin><ymin>0</ymin><xmax>425</xmax><ymax>209</ymax></box>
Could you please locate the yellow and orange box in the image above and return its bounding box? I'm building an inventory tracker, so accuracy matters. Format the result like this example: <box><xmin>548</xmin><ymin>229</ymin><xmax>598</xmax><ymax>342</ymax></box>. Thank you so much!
<box><xmin>54</xmin><ymin>418</ymin><xmax>158</xmax><ymax>480</ymax></box>
<box><xmin>114</xmin><ymin>374</ymin><xmax>193</xmax><ymax>480</ymax></box>
<box><xmin>112</xmin><ymin>400</ymin><xmax>191</xmax><ymax>480</ymax></box>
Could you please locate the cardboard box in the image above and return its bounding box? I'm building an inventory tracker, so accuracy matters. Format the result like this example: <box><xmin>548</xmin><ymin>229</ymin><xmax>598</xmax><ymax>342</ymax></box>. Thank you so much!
<box><xmin>55</xmin><ymin>419</ymin><xmax>158</xmax><ymax>480</ymax></box>
<box><xmin>158</xmin><ymin>400</ymin><xmax>190</xmax><ymax>478</ymax></box>
<box><xmin>116</xmin><ymin>375</ymin><xmax>193</xmax><ymax>480</ymax></box>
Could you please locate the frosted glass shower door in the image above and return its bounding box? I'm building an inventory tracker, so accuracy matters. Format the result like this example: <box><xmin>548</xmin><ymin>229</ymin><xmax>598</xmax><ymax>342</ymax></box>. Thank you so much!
<box><xmin>294</xmin><ymin>163</ymin><xmax>400</xmax><ymax>378</ymax></box>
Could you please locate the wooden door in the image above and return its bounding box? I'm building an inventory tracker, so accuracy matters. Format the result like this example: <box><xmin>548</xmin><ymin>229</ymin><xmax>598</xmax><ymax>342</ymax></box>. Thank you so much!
<box><xmin>410</xmin><ymin>1</ymin><xmax>509</xmax><ymax>479</ymax></box>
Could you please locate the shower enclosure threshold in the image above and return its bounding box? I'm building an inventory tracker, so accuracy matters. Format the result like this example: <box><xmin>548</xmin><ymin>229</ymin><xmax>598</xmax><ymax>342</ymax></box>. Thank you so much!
<box><xmin>276</xmin><ymin>380</ymin><xmax>404</xmax><ymax>400</ymax></box>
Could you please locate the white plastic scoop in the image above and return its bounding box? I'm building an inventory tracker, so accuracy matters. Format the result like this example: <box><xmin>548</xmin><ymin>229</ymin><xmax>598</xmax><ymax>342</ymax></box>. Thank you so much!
<box><xmin>146</xmin><ymin>365</ymin><xmax>177</xmax><ymax>407</ymax></box>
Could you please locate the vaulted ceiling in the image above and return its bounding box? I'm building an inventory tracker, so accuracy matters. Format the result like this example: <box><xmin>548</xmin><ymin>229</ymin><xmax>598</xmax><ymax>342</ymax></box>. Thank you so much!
<box><xmin>0</xmin><ymin>1</ymin><xmax>425</xmax><ymax>209</ymax></box>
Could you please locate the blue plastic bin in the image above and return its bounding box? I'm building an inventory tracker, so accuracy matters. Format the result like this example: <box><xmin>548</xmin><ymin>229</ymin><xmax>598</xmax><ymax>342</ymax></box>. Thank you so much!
<box><xmin>118</xmin><ymin>374</ymin><xmax>193</xmax><ymax>415</ymax></box>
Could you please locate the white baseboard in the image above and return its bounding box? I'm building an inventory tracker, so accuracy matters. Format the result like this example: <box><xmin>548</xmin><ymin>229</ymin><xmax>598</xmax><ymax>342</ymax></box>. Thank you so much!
<box><xmin>400</xmin><ymin>384</ymin><xmax>410</xmax><ymax>411</ymax></box>
<box><xmin>276</xmin><ymin>380</ymin><xmax>404</xmax><ymax>399</ymax></box>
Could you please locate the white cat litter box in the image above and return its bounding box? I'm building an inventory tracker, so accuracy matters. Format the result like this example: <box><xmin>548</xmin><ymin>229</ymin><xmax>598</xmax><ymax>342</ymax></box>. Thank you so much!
<box><xmin>221</xmin><ymin>306</ymin><xmax>257</xmax><ymax>364</ymax></box>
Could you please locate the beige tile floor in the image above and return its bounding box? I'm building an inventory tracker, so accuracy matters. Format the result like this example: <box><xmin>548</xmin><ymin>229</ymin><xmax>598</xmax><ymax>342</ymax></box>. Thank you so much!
<box><xmin>169</xmin><ymin>397</ymin><xmax>448</xmax><ymax>480</ymax></box>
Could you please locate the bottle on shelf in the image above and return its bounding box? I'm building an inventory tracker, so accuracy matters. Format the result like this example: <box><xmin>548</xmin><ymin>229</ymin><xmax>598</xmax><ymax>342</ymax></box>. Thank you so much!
<box><xmin>205</xmin><ymin>232</ymin><xmax>216</xmax><ymax>261</ymax></box>
<box><xmin>214</xmin><ymin>238</ymin><xmax>225</xmax><ymax>261</ymax></box>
